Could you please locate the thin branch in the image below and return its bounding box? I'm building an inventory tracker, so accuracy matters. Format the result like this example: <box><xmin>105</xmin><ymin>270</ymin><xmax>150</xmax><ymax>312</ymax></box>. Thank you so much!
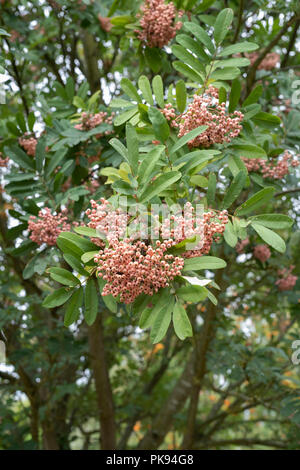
<box><xmin>281</xmin><ymin>19</ymin><xmax>300</xmax><ymax>68</ymax></box>
<box><xmin>197</xmin><ymin>438</ymin><xmax>288</xmax><ymax>449</ymax></box>
<box><xmin>275</xmin><ymin>188</ymin><xmax>300</xmax><ymax>197</ymax></box>
<box><xmin>232</xmin><ymin>0</ymin><xmax>244</xmax><ymax>43</ymax></box>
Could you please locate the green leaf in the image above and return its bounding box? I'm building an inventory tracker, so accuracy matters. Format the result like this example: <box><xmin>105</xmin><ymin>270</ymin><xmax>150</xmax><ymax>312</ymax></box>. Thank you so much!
<box><xmin>184</xmin><ymin>22</ymin><xmax>215</xmax><ymax>54</ymax></box>
<box><xmin>190</xmin><ymin>175</ymin><xmax>208</xmax><ymax>187</ymax></box>
<box><xmin>252</xmin><ymin>112</ymin><xmax>281</xmax><ymax>129</ymax></box>
<box><xmin>228</xmin><ymin>154</ymin><xmax>247</xmax><ymax>177</ymax></box>
<box><xmin>183</xmin><ymin>256</ymin><xmax>226</xmax><ymax>271</ymax></box>
<box><xmin>45</xmin><ymin>149</ymin><xmax>67</xmax><ymax>178</ymax></box>
<box><xmin>138</xmin><ymin>171</ymin><xmax>181</xmax><ymax>203</ymax></box>
<box><xmin>172</xmin><ymin>44</ymin><xmax>206</xmax><ymax>76</ymax></box>
<box><xmin>8</xmin><ymin>240</ymin><xmax>36</xmax><ymax>256</ymax></box>
<box><xmin>109</xmin><ymin>137</ymin><xmax>129</xmax><ymax>164</ymax></box>
<box><xmin>248</xmin><ymin>214</ymin><xmax>293</xmax><ymax>230</ymax></box>
<box><xmin>98</xmin><ymin>278</ymin><xmax>118</xmax><ymax>313</ymax></box>
<box><xmin>35</xmin><ymin>136</ymin><xmax>46</xmax><ymax>173</ymax></box>
<box><xmin>145</xmin><ymin>47</ymin><xmax>162</xmax><ymax>73</ymax></box>
<box><xmin>84</xmin><ymin>279</ymin><xmax>98</xmax><ymax>325</ymax></box>
<box><xmin>63</xmin><ymin>253</ymin><xmax>88</xmax><ymax>277</ymax></box>
<box><xmin>176</xmin><ymin>34</ymin><xmax>210</xmax><ymax>61</ymax></box>
<box><xmin>173</xmin><ymin>302</ymin><xmax>193</xmax><ymax>340</ymax></box>
<box><xmin>5</xmin><ymin>145</ymin><xmax>35</xmax><ymax>171</ymax></box>
<box><xmin>74</xmin><ymin>226</ymin><xmax>97</xmax><ymax>237</ymax></box>
<box><xmin>176</xmin><ymin>79</ymin><xmax>187</xmax><ymax>113</ymax></box>
<box><xmin>251</xmin><ymin>223</ymin><xmax>286</xmax><ymax>253</ymax></box>
<box><xmin>214</xmin><ymin>8</ymin><xmax>234</xmax><ymax>45</ymax></box>
<box><xmin>139</xmin><ymin>290</ymin><xmax>169</xmax><ymax>329</ymax></box>
<box><xmin>170</xmin><ymin>125</ymin><xmax>207</xmax><ymax>155</ymax></box>
<box><xmin>23</xmin><ymin>255</ymin><xmax>48</xmax><ymax>279</ymax></box>
<box><xmin>243</xmin><ymin>85</ymin><xmax>263</xmax><ymax>107</ymax></box>
<box><xmin>207</xmin><ymin>173</ymin><xmax>217</xmax><ymax>206</ymax></box>
<box><xmin>222</xmin><ymin>170</ymin><xmax>247</xmax><ymax>209</ymax></box>
<box><xmin>228</xmin><ymin>79</ymin><xmax>241</xmax><ymax>113</ymax></box>
<box><xmin>120</xmin><ymin>78</ymin><xmax>141</xmax><ymax>102</ymax></box>
<box><xmin>231</xmin><ymin>143</ymin><xmax>267</xmax><ymax>159</ymax></box>
<box><xmin>215</xmin><ymin>57</ymin><xmax>250</xmax><ymax>68</ymax></box>
<box><xmin>112</xmin><ymin>180</ymin><xmax>135</xmax><ymax>195</ymax></box>
<box><xmin>64</xmin><ymin>287</ymin><xmax>83</xmax><ymax>326</ymax></box>
<box><xmin>150</xmin><ymin>298</ymin><xmax>174</xmax><ymax>343</ymax></box>
<box><xmin>48</xmin><ymin>267</ymin><xmax>80</xmax><ymax>287</ymax></box>
<box><xmin>81</xmin><ymin>251</ymin><xmax>99</xmax><ymax>264</ymax></box>
<box><xmin>114</xmin><ymin>107</ymin><xmax>138</xmax><ymax>126</ymax></box>
<box><xmin>218</xmin><ymin>42</ymin><xmax>258</xmax><ymax>57</ymax></box>
<box><xmin>58</xmin><ymin>232</ymin><xmax>97</xmax><ymax>253</ymax></box>
<box><xmin>210</xmin><ymin>67</ymin><xmax>240</xmax><ymax>81</ymax></box>
<box><xmin>173</xmin><ymin>61</ymin><xmax>204</xmax><ymax>84</ymax></box>
<box><xmin>148</xmin><ymin>107</ymin><xmax>170</xmax><ymax>143</ymax></box>
<box><xmin>235</xmin><ymin>187</ymin><xmax>275</xmax><ymax>216</ymax></box>
<box><xmin>138</xmin><ymin>75</ymin><xmax>153</xmax><ymax>105</ymax></box>
<box><xmin>177</xmin><ymin>285</ymin><xmax>208</xmax><ymax>302</ymax></box>
<box><xmin>224</xmin><ymin>219</ymin><xmax>238</xmax><ymax>247</ymax></box>
<box><xmin>138</xmin><ymin>145</ymin><xmax>165</xmax><ymax>185</ymax></box>
<box><xmin>43</xmin><ymin>287</ymin><xmax>74</xmax><ymax>308</ymax></box>
<box><xmin>152</xmin><ymin>75</ymin><xmax>165</xmax><ymax>108</ymax></box>
<box><xmin>126</xmin><ymin>123</ymin><xmax>139</xmax><ymax>174</ymax></box>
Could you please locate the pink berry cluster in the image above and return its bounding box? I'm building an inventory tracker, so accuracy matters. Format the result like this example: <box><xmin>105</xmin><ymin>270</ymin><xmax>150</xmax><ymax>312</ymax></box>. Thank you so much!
<box><xmin>0</xmin><ymin>153</ymin><xmax>9</xmax><ymax>168</ymax></box>
<box><xmin>85</xmin><ymin>178</ymin><xmax>100</xmax><ymax>194</ymax></box>
<box><xmin>246</xmin><ymin>52</ymin><xmax>280</xmax><ymax>70</ymax></box>
<box><xmin>98</xmin><ymin>15</ymin><xmax>112</xmax><ymax>32</ymax></box>
<box><xmin>136</xmin><ymin>0</ymin><xmax>183</xmax><ymax>48</ymax></box>
<box><xmin>85</xmin><ymin>199</ymin><xmax>228</xmax><ymax>303</ymax></box>
<box><xmin>95</xmin><ymin>239</ymin><xmax>184</xmax><ymax>303</ymax></box>
<box><xmin>74</xmin><ymin>112</ymin><xmax>114</xmax><ymax>133</ymax></box>
<box><xmin>86</xmin><ymin>198</ymin><xmax>128</xmax><ymax>246</ymax></box>
<box><xmin>178</xmin><ymin>86</ymin><xmax>243</xmax><ymax>148</ymax></box>
<box><xmin>276</xmin><ymin>266</ymin><xmax>298</xmax><ymax>291</ymax></box>
<box><xmin>160</xmin><ymin>104</ymin><xmax>179</xmax><ymax>128</ymax></box>
<box><xmin>28</xmin><ymin>208</ymin><xmax>71</xmax><ymax>246</ymax></box>
<box><xmin>242</xmin><ymin>151</ymin><xmax>299</xmax><ymax>180</ymax></box>
<box><xmin>253</xmin><ymin>244</ymin><xmax>271</xmax><ymax>263</ymax></box>
<box><xmin>19</xmin><ymin>134</ymin><xmax>37</xmax><ymax>156</ymax></box>
<box><xmin>158</xmin><ymin>205</ymin><xmax>229</xmax><ymax>257</ymax></box>
<box><xmin>236</xmin><ymin>237</ymin><xmax>250</xmax><ymax>254</ymax></box>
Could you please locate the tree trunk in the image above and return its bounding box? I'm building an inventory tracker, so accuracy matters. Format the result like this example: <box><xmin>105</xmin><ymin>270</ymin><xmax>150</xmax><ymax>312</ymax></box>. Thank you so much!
<box><xmin>88</xmin><ymin>314</ymin><xmax>116</xmax><ymax>449</ymax></box>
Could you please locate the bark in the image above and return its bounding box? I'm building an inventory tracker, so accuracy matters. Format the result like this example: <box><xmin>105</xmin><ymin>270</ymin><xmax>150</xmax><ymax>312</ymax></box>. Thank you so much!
<box><xmin>88</xmin><ymin>314</ymin><xmax>116</xmax><ymax>449</ymax></box>
<box><xmin>181</xmin><ymin>269</ymin><xmax>225</xmax><ymax>449</ymax></box>
<box><xmin>138</xmin><ymin>354</ymin><xmax>195</xmax><ymax>450</ymax></box>
<box><xmin>81</xmin><ymin>30</ymin><xmax>102</xmax><ymax>96</ymax></box>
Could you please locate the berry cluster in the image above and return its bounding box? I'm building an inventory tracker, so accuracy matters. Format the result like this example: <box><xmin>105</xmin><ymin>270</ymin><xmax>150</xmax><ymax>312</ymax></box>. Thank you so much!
<box><xmin>242</xmin><ymin>151</ymin><xmax>299</xmax><ymax>179</ymax></box>
<box><xmin>246</xmin><ymin>52</ymin><xmax>280</xmax><ymax>70</ymax></box>
<box><xmin>95</xmin><ymin>239</ymin><xmax>184</xmax><ymax>303</ymax></box>
<box><xmin>28</xmin><ymin>208</ymin><xmax>71</xmax><ymax>246</ymax></box>
<box><xmin>253</xmin><ymin>244</ymin><xmax>271</xmax><ymax>263</ymax></box>
<box><xmin>160</xmin><ymin>104</ymin><xmax>179</xmax><ymax>128</ymax></box>
<box><xmin>158</xmin><ymin>205</ymin><xmax>229</xmax><ymax>257</ymax></box>
<box><xmin>85</xmin><ymin>199</ymin><xmax>228</xmax><ymax>303</ymax></box>
<box><xmin>0</xmin><ymin>153</ymin><xmax>9</xmax><ymax>168</ymax></box>
<box><xmin>236</xmin><ymin>237</ymin><xmax>250</xmax><ymax>254</ymax></box>
<box><xmin>178</xmin><ymin>86</ymin><xmax>243</xmax><ymax>148</ymax></box>
<box><xmin>136</xmin><ymin>0</ymin><xmax>183</xmax><ymax>48</ymax></box>
<box><xmin>74</xmin><ymin>112</ymin><xmax>114</xmax><ymax>133</ymax></box>
<box><xmin>19</xmin><ymin>134</ymin><xmax>37</xmax><ymax>156</ymax></box>
<box><xmin>86</xmin><ymin>198</ymin><xmax>128</xmax><ymax>246</ymax></box>
<box><xmin>276</xmin><ymin>266</ymin><xmax>298</xmax><ymax>291</ymax></box>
